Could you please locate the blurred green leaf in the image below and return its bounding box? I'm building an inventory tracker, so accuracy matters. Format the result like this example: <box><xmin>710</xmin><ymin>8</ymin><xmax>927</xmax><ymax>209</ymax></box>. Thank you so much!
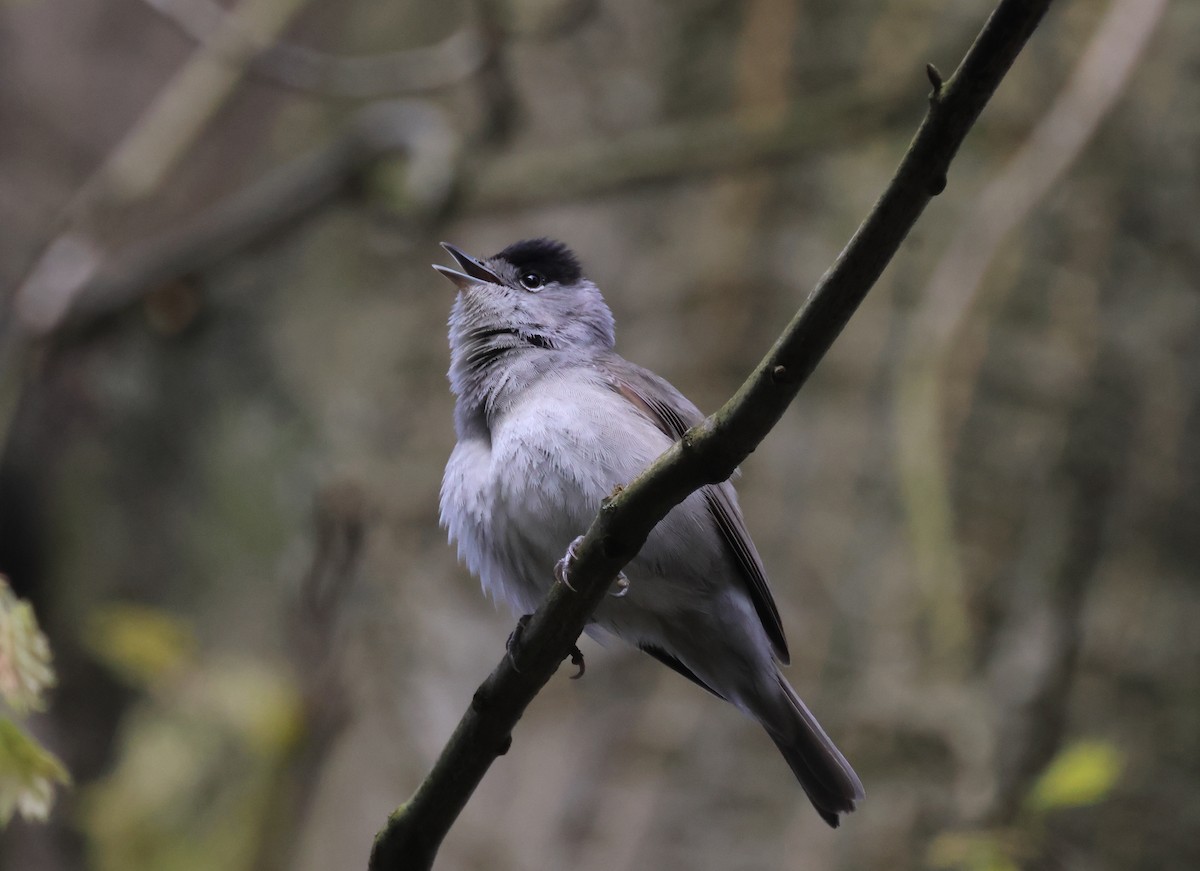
<box><xmin>80</xmin><ymin>656</ymin><xmax>303</xmax><ymax>871</ymax></box>
<box><xmin>1027</xmin><ymin>739</ymin><xmax>1123</xmax><ymax>812</ymax></box>
<box><xmin>82</xmin><ymin>604</ymin><xmax>196</xmax><ymax>689</ymax></box>
<box><xmin>0</xmin><ymin>718</ymin><xmax>70</xmax><ymax>825</ymax></box>
<box><xmin>0</xmin><ymin>578</ymin><xmax>69</xmax><ymax>826</ymax></box>
<box><xmin>191</xmin><ymin>658</ymin><xmax>304</xmax><ymax>756</ymax></box>
<box><xmin>928</xmin><ymin>830</ymin><xmax>1022</xmax><ymax>871</ymax></box>
<box><xmin>0</xmin><ymin>575</ymin><xmax>55</xmax><ymax>713</ymax></box>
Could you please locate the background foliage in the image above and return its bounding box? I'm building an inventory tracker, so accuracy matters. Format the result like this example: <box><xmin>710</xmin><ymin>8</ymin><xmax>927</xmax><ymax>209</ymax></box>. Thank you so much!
<box><xmin>0</xmin><ymin>0</ymin><xmax>1196</xmax><ymax>869</ymax></box>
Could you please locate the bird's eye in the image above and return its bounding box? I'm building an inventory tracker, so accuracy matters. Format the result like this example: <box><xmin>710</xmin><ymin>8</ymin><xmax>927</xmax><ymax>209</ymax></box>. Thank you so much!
<box><xmin>519</xmin><ymin>271</ymin><xmax>546</xmax><ymax>291</ymax></box>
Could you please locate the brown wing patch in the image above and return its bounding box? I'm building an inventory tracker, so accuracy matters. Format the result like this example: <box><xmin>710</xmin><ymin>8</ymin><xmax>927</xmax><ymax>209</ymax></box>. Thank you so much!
<box><xmin>610</xmin><ymin>372</ymin><xmax>790</xmax><ymax>663</ymax></box>
<box><xmin>614</xmin><ymin>380</ymin><xmax>691</xmax><ymax>440</ymax></box>
<box><xmin>614</xmin><ymin>381</ymin><xmax>674</xmax><ymax>438</ymax></box>
<box><xmin>704</xmin><ymin>484</ymin><xmax>790</xmax><ymax>663</ymax></box>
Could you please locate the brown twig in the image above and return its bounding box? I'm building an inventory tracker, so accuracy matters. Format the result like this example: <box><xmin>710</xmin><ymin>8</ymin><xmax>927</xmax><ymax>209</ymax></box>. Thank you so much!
<box><xmin>10</xmin><ymin>101</ymin><xmax>453</xmax><ymax>340</ymax></box>
<box><xmin>253</xmin><ymin>482</ymin><xmax>372</xmax><ymax>871</ymax></box>
<box><xmin>463</xmin><ymin>94</ymin><xmax>890</xmax><ymax>211</ymax></box>
<box><xmin>63</xmin><ymin>101</ymin><xmax>455</xmax><ymax>333</ymax></box>
<box><xmin>0</xmin><ymin>100</ymin><xmax>453</xmax><ymax>462</ymax></box>
<box><xmin>139</xmin><ymin>0</ymin><xmax>488</xmax><ymax>98</ymax></box>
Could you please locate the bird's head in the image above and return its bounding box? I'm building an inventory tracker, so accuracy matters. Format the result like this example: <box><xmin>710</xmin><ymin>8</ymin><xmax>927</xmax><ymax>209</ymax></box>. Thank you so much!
<box><xmin>434</xmin><ymin>238</ymin><xmax>616</xmax><ymax>365</ymax></box>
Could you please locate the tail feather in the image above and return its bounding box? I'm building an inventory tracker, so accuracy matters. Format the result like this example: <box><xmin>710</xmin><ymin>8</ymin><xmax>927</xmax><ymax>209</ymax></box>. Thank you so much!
<box><xmin>766</xmin><ymin>673</ymin><xmax>864</xmax><ymax>827</ymax></box>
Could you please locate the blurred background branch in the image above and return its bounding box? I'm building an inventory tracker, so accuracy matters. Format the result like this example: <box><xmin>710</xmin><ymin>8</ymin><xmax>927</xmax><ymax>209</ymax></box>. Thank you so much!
<box><xmin>252</xmin><ymin>481</ymin><xmax>372</xmax><ymax>871</ymax></box>
<box><xmin>55</xmin><ymin>101</ymin><xmax>455</xmax><ymax>335</ymax></box>
<box><xmin>140</xmin><ymin>0</ymin><xmax>488</xmax><ymax>98</ymax></box>
<box><xmin>894</xmin><ymin>0</ymin><xmax>1168</xmax><ymax>670</ymax></box>
<box><xmin>1</xmin><ymin>0</ymin><xmax>1195</xmax><ymax>868</ymax></box>
<box><xmin>9</xmin><ymin>101</ymin><xmax>455</xmax><ymax>342</ymax></box>
<box><xmin>86</xmin><ymin>0</ymin><xmax>317</xmax><ymax>209</ymax></box>
<box><xmin>0</xmin><ymin>100</ymin><xmax>454</xmax><ymax>466</ymax></box>
<box><xmin>463</xmin><ymin>95</ymin><xmax>893</xmax><ymax>211</ymax></box>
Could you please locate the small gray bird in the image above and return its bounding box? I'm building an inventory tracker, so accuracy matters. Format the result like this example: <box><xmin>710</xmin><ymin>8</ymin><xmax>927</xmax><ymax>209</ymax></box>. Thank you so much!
<box><xmin>434</xmin><ymin>238</ymin><xmax>864</xmax><ymax>826</ymax></box>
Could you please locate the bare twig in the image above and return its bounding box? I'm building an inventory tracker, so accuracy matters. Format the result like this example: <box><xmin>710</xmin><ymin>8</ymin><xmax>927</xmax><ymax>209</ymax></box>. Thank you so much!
<box><xmin>59</xmin><ymin>101</ymin><xmax>455</xmax><ymax>333</ymax></box>
<box><xmin>11</xmin><ymin>101</ymin><xmax>452</xmax><ymax>340</ymax></box>
<box><xmin>140</xmin><ymin>0</ymin><xmax>488</xmax><ymax>98</ymax></box>
<box><xmin>464</xmin><ymin>94</ymin><xmax>889</xmax><ymax>211</ymax></box>
<box><xmin>0</xmin><ymin>100</ymin><xmax>453</xmax><ymax>474</ymax></box>
<box><xmin>368</xmin><ymin>1</ymin><xmax>1055</xmax><ymax>868</ymax></box>
<box><xmin>253</xmin><ymin>482</ymin><xmax>373</xmax><ymax>871</ymax></box>
<box><xmin>7</xmin><ymin>0</ymin><xmax>318</xmax><ymax>340</ymax></box>
<box><xmin>92</xmin><ymin>0</ymin><xmax>316</xmax><ymax>207</ymax></box>
<box><xmin>0</xmin><ymin>0</ymin><xmax>313</xmax><ymax>462</ymax></box>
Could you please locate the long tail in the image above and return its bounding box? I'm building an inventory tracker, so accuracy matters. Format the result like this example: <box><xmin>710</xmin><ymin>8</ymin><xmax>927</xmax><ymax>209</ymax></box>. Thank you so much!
<box><xmin>764</xmin><ymin>672</ymin><xmax>864</xmax><ymax>827</ymax></box>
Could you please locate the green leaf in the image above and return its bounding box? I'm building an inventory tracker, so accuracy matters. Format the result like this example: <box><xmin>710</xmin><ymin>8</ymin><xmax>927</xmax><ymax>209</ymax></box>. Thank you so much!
<box><xmin>927</xmin><ymin>831</ymin><xmax>1021</xmax><ymax>871</ymax></box>
<box><xmin>0</xmin><ymin>576</ymin><xmax>55</xmax><ymax>713</ymax></box>
<box><xmin>1027</xmin><ymin>739</ymin><xmax>1123</xmax><ymax>812</ymax></box>
<box><xmin>190</xmin><ymin>658</ymin><xmax>304</xmax><ymax>756</ymax></box>
<box><xmin>0</xmin><ymin>718</ymin><xmax>71</xmax><ymax>825</ymax></box>
<box><xmin>79</xmin><ymin>658</ymin><xmax>303</xmax><ymax>871</ymax></box>
<box><xmin>82</xmin><ymin>604</ymin><xmax>196</xmax><ymax>689</ymax></box>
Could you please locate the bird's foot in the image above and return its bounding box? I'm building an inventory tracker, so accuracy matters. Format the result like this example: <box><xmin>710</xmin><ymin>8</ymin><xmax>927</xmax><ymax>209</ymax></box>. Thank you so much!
<box><xmin>554</xmin><ymin>536</ymin><xmax>585</xmax><ymax>591</ymax></box>
<box><xmin>555</xmin><ymin>534</ymin><xmax>631</xmax><ymax>597</ymax></box>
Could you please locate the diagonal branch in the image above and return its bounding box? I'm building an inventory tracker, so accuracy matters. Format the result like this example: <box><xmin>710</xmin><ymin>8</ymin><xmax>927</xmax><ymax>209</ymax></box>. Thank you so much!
<box><xmin>369</xmin><ymin>1</ymin><xmax>1054</xmax><ymax>868</ymax></box>
<box><xmin>0</xmin><ymin>101</ymin><xmax>454</xmax><ymax>466</ymax></box>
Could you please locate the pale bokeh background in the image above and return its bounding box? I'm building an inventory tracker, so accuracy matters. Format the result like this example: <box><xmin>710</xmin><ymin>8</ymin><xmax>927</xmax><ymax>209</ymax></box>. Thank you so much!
<box><xmin>1</xmin><ymin>0</ymin><xmax>1197</xmax><ymax>869</ymax></box>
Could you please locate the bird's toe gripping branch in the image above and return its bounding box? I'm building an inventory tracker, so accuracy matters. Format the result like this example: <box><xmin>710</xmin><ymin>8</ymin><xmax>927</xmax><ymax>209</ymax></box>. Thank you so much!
<box><xmin>555</xmin><ymin>534</ymin><xmax>630</xmax><ymax>597</ymax></box>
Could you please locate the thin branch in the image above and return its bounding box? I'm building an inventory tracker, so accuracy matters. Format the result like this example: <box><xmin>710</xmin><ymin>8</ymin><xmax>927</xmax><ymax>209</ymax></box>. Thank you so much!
<box><xmin>0</xmin><ymin>0</ymin><xmax>310</xmax><ymax>463</ymax></box>
<box><xmin>5</xmin><ymin>0</ymin><xmax>317</xmax><ymax>341</ymax></box>
<box><xmin>0</xmin><ymin>101</ymin><xmax>453</xmax><ymax>467</ymax></box>
<box><xmin>13</xmin><ymin>96</ymin><xmax>893</xmax><ymax>343</ymax></box>
<box><xmin>253</xmin><ymin>482</ymin><xmax>372</xmax><ymax>871</ymax></box>
<box><xmin>368</xmin><ymin>1</ymin><xmax>1054</xmax><ymax>868</ymax></box>
<box><xmin>140</xmin><ymin>0</ymin><xmax>488</xmax><ymax>98</ymax></box>
<box><xmin>463</xmin><ymin>93</ymin><xmax>892</xmax><ymax>212</ymax></box>
<box><xmin>92</xmin><ymin>0</ymin><xmax>316</xmax><ymax>207</ymax></box>
<box><xmin>5</xmin><ymin>101</ymin><xmax>453</xmax><ymax>342</ymax></box>
<box><xmin>60</xmin><ymin>101</ymin><xmax>455</xmax><ymax>333</ymax></box>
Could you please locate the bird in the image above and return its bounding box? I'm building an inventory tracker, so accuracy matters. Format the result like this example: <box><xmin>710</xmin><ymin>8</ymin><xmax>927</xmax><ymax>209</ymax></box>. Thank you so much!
<box><xmin>434</xmin><ymin>238</ymin><xmax>863</xmax><ymax>826</ymax></box>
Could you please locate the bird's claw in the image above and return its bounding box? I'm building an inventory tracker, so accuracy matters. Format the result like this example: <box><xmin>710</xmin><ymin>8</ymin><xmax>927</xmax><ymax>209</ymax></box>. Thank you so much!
<box><xmin>554</xmin><ymin>536</ymin><xmax>585</xmax><ymax>591</ymax></box>
<box><xmin>568</xmin><ymin>645</ymin><xmax>586</xmax><ymax>679</ymax></box>
<box><xmin>556</xmin><ymin>535</ymin><xmax>632</xmax><ymax>598</ymax></box>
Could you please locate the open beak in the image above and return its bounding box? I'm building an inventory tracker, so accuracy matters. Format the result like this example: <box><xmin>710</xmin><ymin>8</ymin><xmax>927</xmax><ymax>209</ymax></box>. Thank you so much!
<box><xmin>433</xmin><ymin>242</ymin><xmax>504</xmax><ymax>290</ymax></box>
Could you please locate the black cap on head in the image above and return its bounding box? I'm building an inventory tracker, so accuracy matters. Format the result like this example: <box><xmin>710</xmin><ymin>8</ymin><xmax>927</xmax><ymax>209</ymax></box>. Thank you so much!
<box><xmin>493</xmin><ymin>238</ymin><xmax>583</xmax><ymax>286</ymax></box>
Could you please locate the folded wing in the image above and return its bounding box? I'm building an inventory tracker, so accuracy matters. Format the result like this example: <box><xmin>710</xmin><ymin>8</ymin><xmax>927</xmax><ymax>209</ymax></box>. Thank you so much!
<box><xmin>605</xmin><ymin>358</ymin><xmax>790</xmax><ymax>664</ymax></box>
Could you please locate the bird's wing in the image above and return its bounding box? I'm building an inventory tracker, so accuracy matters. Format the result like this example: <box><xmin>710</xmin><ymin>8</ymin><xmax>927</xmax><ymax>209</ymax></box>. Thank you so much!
<box><xmin>639</xmin><ymin>643</ymin><xmax>725</xmax><ymax>699</ymax></box>
<box><xmin>604</xmin><ymin>358</ymin><xmax>791</xmax><ymax>664</ymax></box>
